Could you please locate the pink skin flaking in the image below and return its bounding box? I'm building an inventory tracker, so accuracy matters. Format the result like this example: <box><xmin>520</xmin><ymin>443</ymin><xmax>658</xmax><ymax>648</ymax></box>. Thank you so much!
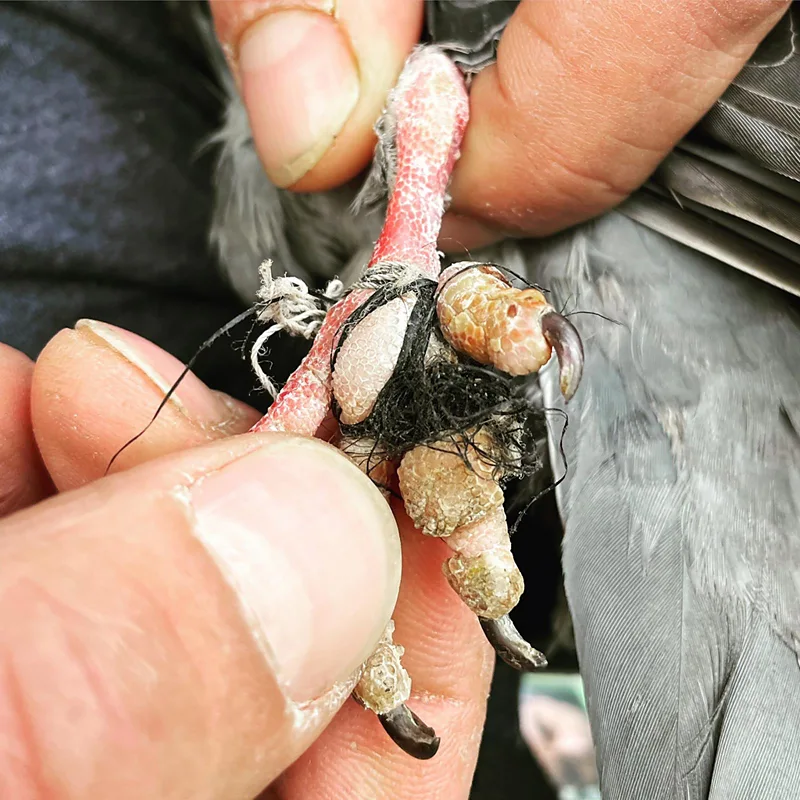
<box><xmin>252</xmin><ymin>51</ymin><xmax>469</xmax><ymax>437</ymax></box>
<box><xmin>249</xmin><ymin>47</ymin><xmax>583</xmax><ymax>760</ymax></box>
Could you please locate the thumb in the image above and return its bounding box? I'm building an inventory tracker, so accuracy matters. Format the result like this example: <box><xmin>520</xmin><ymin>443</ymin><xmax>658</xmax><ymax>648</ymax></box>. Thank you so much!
<box><xmin>0</xmin><ymin>434</ymin><xmax>400</xmax><ymax>799</ymax></box>
<box><xmin>210</xmin><ymin>0</ymin><xmax>423</xmax><ymax>191</ymax></box>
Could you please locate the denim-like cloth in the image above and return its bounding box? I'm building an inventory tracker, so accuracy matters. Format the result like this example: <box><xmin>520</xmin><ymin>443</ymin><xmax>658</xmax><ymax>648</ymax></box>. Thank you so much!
<box><xmin>0</xmin><ymin>0</ymin><xmax>295</xmax><ymax>405</ymax></box>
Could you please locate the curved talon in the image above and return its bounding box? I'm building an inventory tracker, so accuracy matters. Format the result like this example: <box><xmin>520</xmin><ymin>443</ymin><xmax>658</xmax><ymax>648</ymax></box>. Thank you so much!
<box><xmin>379</xmin><ymin>704</ymin><xmax>441</xmax><ymax>760</ymax></box>
<box><xmin>541</xmin><ymin>311</ymin><xmax>584</xmax><ymax>402</ymax></box>
<box><xmin>480</xmin><ymin>615</ymin><xmax>548</xmax><ymax>671</ymax></box>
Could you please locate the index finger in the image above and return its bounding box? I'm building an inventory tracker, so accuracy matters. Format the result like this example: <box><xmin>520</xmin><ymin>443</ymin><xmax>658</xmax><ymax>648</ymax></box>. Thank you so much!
<box><xmin>446</xmin><ymin>0</ymin><xmax>789</xmax><ymax>239</ymax></box>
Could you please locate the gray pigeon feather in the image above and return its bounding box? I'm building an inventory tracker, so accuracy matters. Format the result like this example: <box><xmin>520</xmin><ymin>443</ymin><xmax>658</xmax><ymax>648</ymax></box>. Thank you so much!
<box><xmin>525</xmin><ymin>214</ymin><xmax>800</xmax><ymax>798</ymax></box>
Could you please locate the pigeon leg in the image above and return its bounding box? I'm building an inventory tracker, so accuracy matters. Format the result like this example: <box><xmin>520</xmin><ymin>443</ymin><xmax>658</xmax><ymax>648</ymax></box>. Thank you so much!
<box><xmin>397</xmin><ymin>437</ymin><xmax>547</xmax><ymax>670</ymax></box>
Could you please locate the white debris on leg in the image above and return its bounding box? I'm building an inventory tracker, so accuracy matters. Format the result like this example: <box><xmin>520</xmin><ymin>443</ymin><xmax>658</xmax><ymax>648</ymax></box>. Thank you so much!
<box><xmin>352</xmin><ymin>621</ymin><xmax>411</xmax><ymax>715</ymax></box>
<box><xmin>443</xmin><ymin>507</ymin><xmax>524</xmax><ymax>619</ymax></box>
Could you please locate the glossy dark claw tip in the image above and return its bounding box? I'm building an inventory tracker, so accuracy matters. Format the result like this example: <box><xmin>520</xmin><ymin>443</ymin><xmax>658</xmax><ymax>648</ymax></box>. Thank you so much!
<box><xmin>379</xmin><ymin>704</ymin><xmax>441</xmax><ymax>760</ymax></box>
<box><xmin>541</xmin><ymin>311</ymin><xmax>584</xmax><ymax>402</ymax></box>
<box><xmin>480</xmin><ymin>615</ymin><xmax>548</xmax><ymax>672</ymax></box>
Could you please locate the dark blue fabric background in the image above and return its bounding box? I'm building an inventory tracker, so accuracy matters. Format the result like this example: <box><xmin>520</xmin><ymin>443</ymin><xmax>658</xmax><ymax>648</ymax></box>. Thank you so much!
<box><xmin>0</xmin><ymin>1</ymin><xmax>264</xmax><ymax>402</ymax></box>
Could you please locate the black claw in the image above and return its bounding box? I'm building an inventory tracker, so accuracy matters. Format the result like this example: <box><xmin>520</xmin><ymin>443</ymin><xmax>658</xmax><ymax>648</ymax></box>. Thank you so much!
<box><xmin>379</xmin><ymin>704</ymin><xmax>441</xmax><ymax>760</ymax></box>
<box><xmin>480</xmin><ymin>615</ymin><xmax>548</xmax><ymax>671</ymax></box>
<box><xmin>541</xmin><ymin>311</ymin><xmax>584</xmax><ymax>403</ymax></box>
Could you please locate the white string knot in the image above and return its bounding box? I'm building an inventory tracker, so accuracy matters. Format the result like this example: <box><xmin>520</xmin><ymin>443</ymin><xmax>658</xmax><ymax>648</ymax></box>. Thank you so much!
<box><xmin>251</xmin><ymin>260</ymin><xmax>344</xmax><ymax>398</ymax></box>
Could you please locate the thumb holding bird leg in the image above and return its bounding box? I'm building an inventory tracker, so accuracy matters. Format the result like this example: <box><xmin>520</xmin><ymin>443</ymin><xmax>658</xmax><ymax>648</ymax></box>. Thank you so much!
<box><xmin>0</xmin><ymin>400</ymin><xmax>401</xmax><ymax>797</ymax></box>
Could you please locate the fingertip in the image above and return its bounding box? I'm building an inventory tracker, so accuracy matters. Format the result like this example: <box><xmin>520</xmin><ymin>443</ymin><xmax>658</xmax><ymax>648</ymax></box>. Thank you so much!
<box><xmin>213</xmin><ymin>0</ymin><xmax>423</xmax><ymax>191</ymax></box>
<box><xmin>239</xmin><ymin>9</ymin><xmax>361</xmax><ymax>188</ymax></box>
<box><xmin>0</xmin><ymin>344</ymin><xmax>52</xmax><ymax>514</ymax></box>
<box><xmin>31</xmin><ymin>323</ymin><xmax>259</xmax><ymax>490</ymax></box>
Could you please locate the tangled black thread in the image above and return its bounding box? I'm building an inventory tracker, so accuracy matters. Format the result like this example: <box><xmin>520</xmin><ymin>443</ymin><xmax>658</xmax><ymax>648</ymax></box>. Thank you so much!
<box><xmin>332</xmin><ymin>278</ymin><xmax>548</xmax><ymax>483</ymax></box>
<box><xmin>107</xmin><ymin>263</ymin><xmax>588</xmax><ymax>515</ymax></box>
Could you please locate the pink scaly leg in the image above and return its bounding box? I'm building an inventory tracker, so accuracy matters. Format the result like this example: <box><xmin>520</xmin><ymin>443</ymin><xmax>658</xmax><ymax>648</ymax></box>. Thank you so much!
<box><xmin>368</xmin><ymin>50</ymin><xmax>469</xmax><ymax>278</ymax></box>
<box><xmin>252</xmin><ymin>49</ymin><xmax>469</xmax><ymax>436</ymax></box>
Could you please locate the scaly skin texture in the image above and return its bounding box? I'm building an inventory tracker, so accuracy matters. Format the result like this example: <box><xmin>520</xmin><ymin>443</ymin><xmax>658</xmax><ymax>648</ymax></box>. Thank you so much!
<box><xmin>369</xmin><ymin>53</ymin><xmax>470</xmax><ymax>278</ymax></box>
<box><xmin>443</xmin><ymin>508</ymin><xmax>523</xmax><ymax>620</ymax></box>
<box><xmin>437</xmin><ymin>263</ymin><xmax>554</xmax><ymax>376</ymax></box>
<box><xmin>352</xmin><ymin>621</ymin><xmax>411</xmax><ymax>715</ymax></box>
<box><xmin>332</xmin><ymin>296</ymin><xmax>416</xmax><ymax>425</ymax></box>
<box><xmin>397</xmin><ymin>432</ymin><xmax>504</xmax><ymax>538</ymax></box>
<box><xmin>248</xmin><ymin>46</ymin><xmax>580</xmax><ymax>755</ymax></box>
<box><xmin>250</xmin><ymin>50</ymin><xmax>480</xmax><ymax>749</ymax></box>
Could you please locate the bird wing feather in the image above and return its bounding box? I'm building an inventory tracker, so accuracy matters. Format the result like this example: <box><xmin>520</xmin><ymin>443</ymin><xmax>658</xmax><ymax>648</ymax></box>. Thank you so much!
<box><xmin>518</xmin><ymin>215</ymin><xmax>800</xmax><ymax>798</ymax></box>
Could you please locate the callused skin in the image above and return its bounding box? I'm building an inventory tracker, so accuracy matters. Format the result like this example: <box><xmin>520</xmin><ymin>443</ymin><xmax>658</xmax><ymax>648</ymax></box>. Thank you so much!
<box><xmin>250</xmin><ymin>47</ymin><xmax>583</xmax><ymax>759</ymax></box>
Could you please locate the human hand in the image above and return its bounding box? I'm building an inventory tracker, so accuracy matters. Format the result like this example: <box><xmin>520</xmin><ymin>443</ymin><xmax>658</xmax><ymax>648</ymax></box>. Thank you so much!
<box><xmin>208</xmin><ymin>0</ymin><xmax>788</xmax><ymax>250</ymax></box>
<box><xmin>0</xmin><ymin>322</ymin><xmax>493</xmax><ymax>799</ymax></box>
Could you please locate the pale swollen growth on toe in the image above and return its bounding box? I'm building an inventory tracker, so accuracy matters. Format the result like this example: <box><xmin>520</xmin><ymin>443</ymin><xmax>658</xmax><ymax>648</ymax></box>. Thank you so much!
<box><xmin>332</xmin><ymin>296</ymin><xmax>416</xmax><ymax>425</ymax></box>
<box><xmin>437</xmin><ymin>264</ymin><xmax>553</xmax><ymax>375</ymax></box>
<box><xmin>352</xmin><ymin>621</ymin><xmax>411</xmax><ymax>715</ymax></box>
<box><xmin>397</xmin><ymin>432</ymin><xmax>504</xmax><ymax>538</ymax></box>
<box><xmin>443</xmin><ymin>507</ymin><xmax>524</xmax><ymax>620</ymax></box>
<box><xmin>398</xmin><ymin>439</ymin><xmax>524</xmax><ymax>620</ymax></box>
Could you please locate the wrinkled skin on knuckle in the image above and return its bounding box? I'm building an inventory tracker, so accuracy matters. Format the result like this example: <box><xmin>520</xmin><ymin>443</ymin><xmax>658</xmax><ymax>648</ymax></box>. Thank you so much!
<box><xmin>450</xmin><ymin>82</ymin><xmax>637</xmax><ymax>234</ymax></box>
<box><xmin>687</xmin><ymin>0</ymin><xmax>790</xmax><ymax>52</ymax></box>
<box><xmin>448</xmin><ymin>5</ymin><xmax>636</xmax><ymax>231</ymax></box>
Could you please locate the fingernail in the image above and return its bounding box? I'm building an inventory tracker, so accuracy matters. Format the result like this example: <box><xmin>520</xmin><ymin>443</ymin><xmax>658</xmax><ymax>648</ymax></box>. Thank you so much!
<box><xmin>239</xmin><ymin>10</ymin><xmax>359</xmax><ymax>187</ymax></box>
<box><xmin>75</xmin><ymin>320</ymin><xmax>240</xmax><ymax>429</ymax></box>
<box><xmin>191</xmin><ymin>437</ymin><xmax>401</xmax><ymax>702</ymax></box>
